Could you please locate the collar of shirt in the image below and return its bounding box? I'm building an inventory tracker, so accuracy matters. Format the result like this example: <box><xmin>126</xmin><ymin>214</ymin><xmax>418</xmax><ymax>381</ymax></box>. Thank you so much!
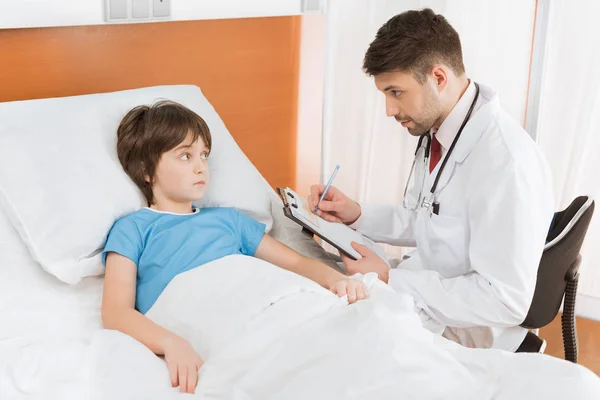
<box><xmin>431</xmin><ymin>80</ymin><xmax>478</xmax><ymax>154</ymax></box>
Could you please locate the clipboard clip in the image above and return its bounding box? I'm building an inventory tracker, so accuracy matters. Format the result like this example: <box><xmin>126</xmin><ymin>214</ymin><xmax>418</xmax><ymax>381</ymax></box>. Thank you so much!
<box><xmin>277</xmin><ymin>188</ymin><xmax>312</xmax><ymax>237</ymax></box>
<box><xmin>277</xmin><ymin>187</ymin><xmax>299</xmax><ymax>209</ymax></box>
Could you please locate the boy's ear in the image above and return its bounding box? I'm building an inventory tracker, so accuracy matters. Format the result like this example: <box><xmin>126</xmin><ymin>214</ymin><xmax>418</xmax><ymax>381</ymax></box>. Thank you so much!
<box><xmin>141</xmin><ymin>163</ymin><xmax>151</xmax><ymax>184</ymax></box>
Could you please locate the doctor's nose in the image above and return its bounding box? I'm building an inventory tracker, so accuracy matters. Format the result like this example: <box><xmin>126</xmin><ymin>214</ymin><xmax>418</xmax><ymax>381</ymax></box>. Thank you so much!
<box><xmin>385</xmin><ymin>98</ymin><xmax>400</xmax><ymax>117</ymax></box>
<box><xmin>386</xmin><ymin>106</ymin><xmax>400</xmax><ymax>118</ymax></box>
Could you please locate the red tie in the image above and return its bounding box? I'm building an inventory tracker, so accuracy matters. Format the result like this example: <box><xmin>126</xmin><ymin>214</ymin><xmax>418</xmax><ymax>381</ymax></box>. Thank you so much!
<box><xmin>429</xmin><ymin>134</ymin><xmax>442</xmax><ymax>173</ymax></box>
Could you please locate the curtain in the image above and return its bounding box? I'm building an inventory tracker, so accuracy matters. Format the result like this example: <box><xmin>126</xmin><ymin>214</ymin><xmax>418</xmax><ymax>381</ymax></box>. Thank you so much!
<box><xmin>321</xmin><ymin>0</ymin><xmax>536</xmax><ymax>258</ymax></box>
<box><xmin>536</xmin><ymin>0</ymin><xmax>600</xmax><ymax>319</ymax></box>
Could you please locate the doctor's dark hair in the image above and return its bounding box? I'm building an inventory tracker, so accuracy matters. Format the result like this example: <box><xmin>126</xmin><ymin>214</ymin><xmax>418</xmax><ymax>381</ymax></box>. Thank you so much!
<box><xmin>116</xmin><ymin>100</ymin><xmax>212</xmax><ymax>206</ymax></box>
<box><xmin>363</xmin><ymin>8</ymin><xmax>465</xmax><ymax>83</ymax></box>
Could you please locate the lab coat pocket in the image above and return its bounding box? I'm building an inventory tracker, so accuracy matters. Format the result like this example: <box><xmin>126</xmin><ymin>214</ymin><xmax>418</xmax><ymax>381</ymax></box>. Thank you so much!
<box><xmin>417</xmin><ymin>212</ymin><xmax>469</xmax><ymax>277</ymax></box>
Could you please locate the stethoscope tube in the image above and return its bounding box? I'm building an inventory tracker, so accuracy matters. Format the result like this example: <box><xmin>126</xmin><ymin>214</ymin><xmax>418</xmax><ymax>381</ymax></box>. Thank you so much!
<box><xmin>413</xmin><ymin>82</ymin><xmax>481</xmax><ymax>207</ymax></box>
<box><xmin>415</xmin><ymin>133</ymin><xmax>431</xmax><ymax>158</ymax></box>
<box><xmin>428</xmin><ymin>82</ymin><xmax>480</xmax><ymax>196</ymax></box>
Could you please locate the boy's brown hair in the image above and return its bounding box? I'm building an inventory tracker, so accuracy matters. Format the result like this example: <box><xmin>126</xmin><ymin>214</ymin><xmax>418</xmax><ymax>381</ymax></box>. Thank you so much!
<box><xmin>363</xmin><ymin>8</ymin><xmax>465</xmax><ymax>83</ymax></box>
<box><xmin>116</xmin><ymin>100</ymin><xmax>212</xmax><ymax>206</ymax></box>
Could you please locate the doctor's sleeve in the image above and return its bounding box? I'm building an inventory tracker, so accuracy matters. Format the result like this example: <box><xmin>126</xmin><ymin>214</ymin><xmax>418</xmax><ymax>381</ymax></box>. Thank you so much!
<box><xmin>350</xmin><ymin>203</ymin><xmax>418</xmax><ymax>247</ymax></box>
<box><xmin>388</xmin><ymin>162</ymin><xmax>554</xmax><ymax>328</ymax></box>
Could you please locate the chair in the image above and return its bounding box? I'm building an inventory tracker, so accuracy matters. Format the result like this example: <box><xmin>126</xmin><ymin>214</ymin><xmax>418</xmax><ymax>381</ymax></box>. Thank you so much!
<box><xmin>520</xmin><ymin>196</ymin><xmax>595</xmax><ymax>363</ymax></box>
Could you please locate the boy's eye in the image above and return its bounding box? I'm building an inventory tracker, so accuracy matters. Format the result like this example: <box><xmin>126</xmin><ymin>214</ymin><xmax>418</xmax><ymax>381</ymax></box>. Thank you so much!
<box><xmin>391</xmin><ymin>90</ymin><xmax>402</xmax><ymax>97</ymax></box>
<box><xmin>180</xmin><ymin>153</ymin><xmax>190</xmax><ymax>161</ymax></box>
<box><xmin>200</xmin><ymin>152</ymin><xmax>209</xmax><ymax>161</ymax></box>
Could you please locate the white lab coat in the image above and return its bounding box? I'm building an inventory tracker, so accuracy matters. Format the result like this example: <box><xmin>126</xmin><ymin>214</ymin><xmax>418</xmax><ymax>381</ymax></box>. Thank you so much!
<box><xmin>352</xmin><ymin>84</ymin><xmax>555</xmax><ymax>351</ymax></box>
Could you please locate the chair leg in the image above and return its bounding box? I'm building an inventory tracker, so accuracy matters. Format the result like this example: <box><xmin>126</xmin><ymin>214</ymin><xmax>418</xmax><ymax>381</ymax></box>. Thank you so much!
<box><xmin>561</xmin><ymin>275</ymin><xmax>579</xmax><ymax>363</ymax></box>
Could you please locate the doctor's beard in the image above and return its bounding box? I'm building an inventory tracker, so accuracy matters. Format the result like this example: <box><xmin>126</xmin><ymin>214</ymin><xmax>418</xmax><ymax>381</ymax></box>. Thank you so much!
<box><xmin>397</xmin><ymin>83</ymin><xmax>443</xmax><ymax>136</ymax></box>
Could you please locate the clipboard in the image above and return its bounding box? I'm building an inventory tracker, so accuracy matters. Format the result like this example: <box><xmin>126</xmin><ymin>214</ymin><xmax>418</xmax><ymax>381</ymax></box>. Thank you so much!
<box><xmin>276</xmin><ymin>187</ymin><xmax>388</xmax><ymax>262</ymax></box>
<box><xmin>277</xmin><ymin>187</ymin><xmax>359</xmax><ymax>260</ymax></box>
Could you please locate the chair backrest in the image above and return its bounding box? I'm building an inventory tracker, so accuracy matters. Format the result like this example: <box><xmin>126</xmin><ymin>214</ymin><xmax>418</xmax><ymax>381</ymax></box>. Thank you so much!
<box><xmin>521</xmin><ymin>196</ymin><xmax>595</xmax><ymax>329</ymax></box>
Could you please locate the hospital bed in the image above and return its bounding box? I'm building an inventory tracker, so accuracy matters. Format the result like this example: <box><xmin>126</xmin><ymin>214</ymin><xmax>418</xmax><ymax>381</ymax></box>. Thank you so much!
<box><xmin>0</xmin><ymin>85</ymin><xmax>598</xmax><ymax>399</ymax></box>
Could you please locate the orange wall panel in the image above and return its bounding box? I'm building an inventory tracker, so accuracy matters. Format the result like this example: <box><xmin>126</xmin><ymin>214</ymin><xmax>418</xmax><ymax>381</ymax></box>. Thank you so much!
<box><xmin>0</xmin><ymin>17</ymin><xmax>301</xmax><ymax>188</ymax></box>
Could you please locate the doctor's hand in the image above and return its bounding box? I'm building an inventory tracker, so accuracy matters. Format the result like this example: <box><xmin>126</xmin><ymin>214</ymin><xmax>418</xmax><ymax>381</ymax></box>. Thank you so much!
<box><xmin>329</xmin><ymin>278</ymin><xmax>369</xmax><ymax>304</ymax></box>
<box><xmin>341</xmin><ymin>242</ymin><xmax>390</xmax><ymax>284</ymax></box>
<box><xmin>308</xmin><ymin>184</ymin><xmax>362</xmax><ymax>225</ymax></box>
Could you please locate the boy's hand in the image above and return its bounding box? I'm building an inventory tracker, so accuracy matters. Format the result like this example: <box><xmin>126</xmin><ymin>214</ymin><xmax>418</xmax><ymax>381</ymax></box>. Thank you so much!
<box><xmin>162</xmin><ymin>336</ymin><xmax>204</xmax><ymax>394</ymax></box>
<box><xmin>329</xmin><ymin>278</ymin><xmax>368</xmax><ymax>303</ymax></box>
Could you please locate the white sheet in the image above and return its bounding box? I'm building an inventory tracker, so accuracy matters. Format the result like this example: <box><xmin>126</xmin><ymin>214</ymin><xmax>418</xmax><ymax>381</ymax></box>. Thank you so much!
<box><xmin>0</xmin><ymin>193</ymin><xmax>338</xmax><ymax>400</ymax></box>
<box><xmin>2</xmin><ymin>199</ymin><xmax>597</xmax><ymax>399</ymax></box>
<box><xmin>0</xmin><ymin>202</ymin><xmax>103</xmax><ymax>400</ymax></box>
<box><xmin>82</xmin><ymin>255</ymin><xmax>600</xmax><ymax>399</ymax></box>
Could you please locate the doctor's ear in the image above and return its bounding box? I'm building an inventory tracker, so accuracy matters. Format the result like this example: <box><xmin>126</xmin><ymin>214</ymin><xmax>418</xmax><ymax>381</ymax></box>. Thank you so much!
<box><xmin>430</xmin><ymin>66</ymin><xmax>449</xmax><ymax>91</ymax></box>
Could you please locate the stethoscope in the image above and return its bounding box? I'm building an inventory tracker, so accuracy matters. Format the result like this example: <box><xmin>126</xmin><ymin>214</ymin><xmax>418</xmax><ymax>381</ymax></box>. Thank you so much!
<box><xmin>402</xmin><ymin>82</ymin><xmax>480</xmax><ymax>215</ymax></box>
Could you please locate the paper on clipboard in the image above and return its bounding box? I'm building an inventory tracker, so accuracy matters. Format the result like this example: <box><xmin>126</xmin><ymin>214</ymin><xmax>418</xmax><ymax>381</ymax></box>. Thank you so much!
<box><xmin>279</xmin><ymin>187</ymin><xmax>388</xmax><ymax>262</ymax></box>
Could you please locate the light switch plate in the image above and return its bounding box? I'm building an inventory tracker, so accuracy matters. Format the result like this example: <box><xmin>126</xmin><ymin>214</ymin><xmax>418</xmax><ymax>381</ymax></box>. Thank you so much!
<box><xmin>108</xmin><ymin>0</ymin><xmax>128</xmax><ymax>20</ymax></box>
<box><xmin>132</xmin><ymin>0</ymin><xmax>151</xmax><ymax>19</ymax></box>
<box><xmin>104</xmin><ymin>0</ymin><xmax>171</xmax><ymax>22</ymax></box>
<box><xmin>302</xmin><ymin>0</ymin><xmax>323</xmax><ymax>13</ymax></box>
<box><xmin>153</xmin><ymin>0</ymin><xmax>171</xmax><ymax>18</ymax></box>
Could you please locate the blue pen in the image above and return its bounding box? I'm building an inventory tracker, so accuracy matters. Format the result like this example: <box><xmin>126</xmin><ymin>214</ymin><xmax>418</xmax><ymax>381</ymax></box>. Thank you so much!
<box><xmin>314</xmin><ymin>165</ymin><xmax>340</xmax><ymax>213</ymax></box>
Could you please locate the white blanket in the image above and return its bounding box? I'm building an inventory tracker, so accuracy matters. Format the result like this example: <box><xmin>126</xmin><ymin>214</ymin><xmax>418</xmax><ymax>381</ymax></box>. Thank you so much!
<box><xmin>87</xmin><ymin>255</ymin><xmax>600</xmax><ymax>399</ymax></box>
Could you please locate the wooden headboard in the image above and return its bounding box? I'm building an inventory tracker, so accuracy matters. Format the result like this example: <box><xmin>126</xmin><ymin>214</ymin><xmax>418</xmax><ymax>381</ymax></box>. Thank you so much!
<box><xmin>0</xmin><ymin>17</ymin><xmax>300</xmax><ymax>189</ymax></box>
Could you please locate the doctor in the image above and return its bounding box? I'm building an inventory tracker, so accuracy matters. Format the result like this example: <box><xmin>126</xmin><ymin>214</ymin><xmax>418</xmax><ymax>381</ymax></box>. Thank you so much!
<box><xmin>308</xmin><ymin>9</ymin><xmax>555</xmax><ymax>352</ymax></box>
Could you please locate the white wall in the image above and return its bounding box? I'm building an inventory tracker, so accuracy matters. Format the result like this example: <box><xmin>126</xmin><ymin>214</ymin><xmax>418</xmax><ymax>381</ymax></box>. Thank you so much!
<box><xmin>295</xmin><ymin>14</ymin><xmax>325</xmax><ymax>197</ymax></box>
<box><xmin>0</xmin><ymin>0</ymin><xmax>303</xmax><ymax>29</ymax></box>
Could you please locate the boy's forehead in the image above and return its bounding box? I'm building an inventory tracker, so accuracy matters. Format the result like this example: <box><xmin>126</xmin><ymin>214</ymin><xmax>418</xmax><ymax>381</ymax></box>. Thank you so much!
<box><xmin>179</xmin><ymin>132</ymin><xmax>206</xmax><ymax>148</ymax></box>
<box><xmin>170</xmin><ymin>139</ymin><xmax>206</xmax><ymax>154</ymax></box>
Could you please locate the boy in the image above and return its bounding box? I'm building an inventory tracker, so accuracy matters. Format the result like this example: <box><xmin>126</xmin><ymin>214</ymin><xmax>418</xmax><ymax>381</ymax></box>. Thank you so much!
<box><xmin>101</xmin><ymin>100</ymin><xmax>368</xmax><ymax>394</ymax></box>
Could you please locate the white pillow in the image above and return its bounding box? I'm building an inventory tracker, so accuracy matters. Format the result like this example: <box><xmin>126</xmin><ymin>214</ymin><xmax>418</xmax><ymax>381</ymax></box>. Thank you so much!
<box><xmin>0</xmin><ymin>85</ymin><xmax>273</xmax><ymax>284</ymax></box>
<box><xmin>0</xmin><ymin>200</ymin><xmax>103</xmax><ymax>359</ymax></box>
